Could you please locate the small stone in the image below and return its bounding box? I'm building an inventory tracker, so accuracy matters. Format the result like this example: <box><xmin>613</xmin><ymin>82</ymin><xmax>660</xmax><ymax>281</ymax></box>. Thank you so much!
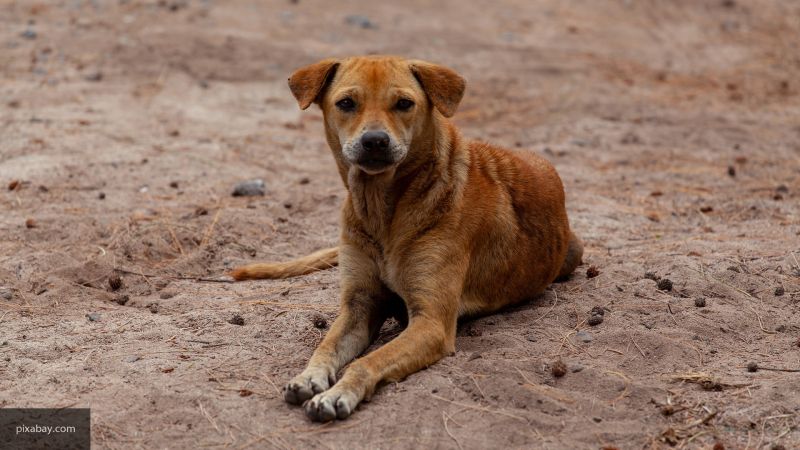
<box><xmin>571</xmin><ymin>364</ymin><xmax>584</xmax><ymax>373</ymax></box>
<box><xmin>0</xmin><ymin>288</ymin><xmax>13</xmax><ymax>300</ymax></box>
<box><xmin>746</xmin><ymin>362</ymin><xmax>758</xmax><ymax>372</ymax></box>
<box><xmin>98</xmin><ymin>192</ymin><xmax>106</xmax><ymax>199</ymax></box>
<box><xmin>25</xmin><ymin>218</ymin><xmax>37</xmax><ymax>229</ymax></box>
<box><xmin>312</xmin><ymin>315</ymin><xmax>327</xmax><ymax>329</ymax></box>
<box><xmin>228</xmin><ymin>314</ymin><xmax>245</xmax><ymax>326</ymax></box>
<box><xmin>586</xmin><ymin>265</ymin><xmax>600</xmax><ymax>278</ymax></box>
<box><xmin>147</xmin><ymin>303</ymin><xmax>159</xmax><ymax>313</ymax></box>
<box><xmin>299</xmin><ymin>177</ymin><xmax>310</xmax><ymax>185</ymax></box>
<box><xmin>125</xmin><ymin>355</ymin><xmax>140</xmax><ymax>363</ymax></box>
<box><xmin>344</xmin><ymin>14</ymin><xmax>377</xmax><ymax>29</ymax></box>
<box><xmin>551</xmin><ymin>359</ymin><xmax>567</xmax><ymax>378</ymax></box>
<box><xmin>576</xmin><ymin>330</ymin><xmax>593</xmax><ymax>343</ymax></box>
<box><xmin>21</xmin><ymin>29</ymin><xmax>37</xmax><ymax>40</ymax></box>
<box><xmin>694</xmin><ymin>297</ymin><xmax>706</xmax><ymax>307</ymax></box>
<box><xmin>644</xmin><ymin>272</ymin><xmax>660</xmax><ymax>282</ymax></box>
<box><xmin>169</xmin><ymin>181</ymin><xmax>179</xmax><ymax>189</ymax></box>
<box><xmin>467</xmin><ymin>352</ymin><xmax>482</xmax><ymax>361</ymax></box>
<box><xmin>86</xmin><ymin>312</ymin><xmax>101</xmax><ymax>322</ymax></box>
<box><xmin>587</xmin><ymin>314</ymin><xmax>603</xmax><ymax>326</ymax></box>
<box><xmin>775</xmin><ymin>324</ymin><xmax>786</xmax><ymax>333</ymax></box>
<box><xmin>774</xmin><ymin>286</ymin><xmax>785</xmax><ymax>297</ymax></box>
<box><xmin>232</xmin><ymin>179</ymin><xmax>265</xmax><ymax>197</ymax></box>
<box><xmin>592</xmin><ymin>417</ymin><xmax>602</xmax><ymax>423</ymax></box>
<box><xmin>115</xmin><ymin>295</ymin><xmax>129</xmax><ymax>306</ymax></box>
<box><xmin>159</xmin><ymin>290</ymin><xmax>176</xmax><ymax>299</ymax></box>
<box><xmin>84</xmin><ymin>71</ymin><xmax>103</xmax><ymax>82</ymax></box>
<box><xmin>590</xmin><ymin>306</ymin><xmax>605</xmax><ymax>316</ymax></box>
<box><xmin>8</xmin><ymin>180</ymin><xmax>20</xmax><ymax>191</ymax></box>
<box><xmin>727</xmin><ymin>165</ymin><xmax>736</xmax><ymax>177</ymax></box>
<box><xmin>776</xmin><ymin>184</ymin><xmax>789</xmax><ymax>194</ymax></box>
<box><xmin>657</xmin><ymin>278</ymin><xmax>673</xmax><ymax>291</ymax></box>
<box><xmin>108</xmin><ymin>275</ymin><xmax>123</xmax><ymax>291</ymax></box>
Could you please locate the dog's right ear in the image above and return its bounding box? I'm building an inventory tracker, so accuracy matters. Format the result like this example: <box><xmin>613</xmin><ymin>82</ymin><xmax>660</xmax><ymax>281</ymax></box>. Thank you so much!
<box><xmin>288</xmin><ymin>59</ymin><xmax>340</xmax><ymax>110</ymax></box>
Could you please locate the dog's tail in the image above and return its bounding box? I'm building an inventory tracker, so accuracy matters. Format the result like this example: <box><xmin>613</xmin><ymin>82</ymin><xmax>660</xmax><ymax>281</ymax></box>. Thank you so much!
<box><xmin>230</xmin><ymin>247</ymin><xmax>339</xmax><ymax>281</ymax></box>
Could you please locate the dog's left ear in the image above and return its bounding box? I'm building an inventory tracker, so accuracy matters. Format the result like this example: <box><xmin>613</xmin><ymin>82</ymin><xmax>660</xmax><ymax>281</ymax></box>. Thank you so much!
<box><xmin>409</xmin><ymin>61</ymin><xmax>466</xmax><ymax>118</ymax></box>
<box><xmin>288</xmin><ymin>58</ymin><xmax>340</xmax><ymax>110</ymax></box>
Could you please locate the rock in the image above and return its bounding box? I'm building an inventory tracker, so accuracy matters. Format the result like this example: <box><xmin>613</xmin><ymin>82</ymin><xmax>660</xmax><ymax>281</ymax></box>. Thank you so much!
<box><xmin>587</xmin><ymin>314</ymin><xmax>603</xmax><ymax>326</ymax></box>
<box><xmin>0</xmin><ymin>288</ymin><xmax>13</xmax><ymax>300</ymax></box>
<box><xmin>125</xmin><ymin>355</ymin><xmax>140</xmax><ymax>363</ymax></box>
<box><xmin>86</xmin><ymin>312</ymin><xmax>101</xmax><ymax>322</ymax></box>
<box><xmin>694</xmin><ymin>297</ymin><xmax>706</xmax><ymax>307</ymax></box>
<box><xmin>84</xmin><ymin>71</ymin><xmax>103</xmax><ymax>82</ymax></box>
<box><xmin>21</xmin><ymin>29</ymin><xmax>37</xmax><ymax>40</ymax></box>
<box><xmin>228</xmin><ymin>314</ymin><xmax>245</xmax><ymax>326</ymax></box>
<box><xmin>657</xmin><ymin>278</ymin><xmax>673</xmax><ymax>291</ymax></box>
<box><xmin>550</xmin><ymin>359</ymin><xmax>567</xmax><ymax>378</ymax></box>
<box><xmin>159</xmin><ymin>290</ymin><xmax>177</xmax><ymax>299</ymax></box>
<box><xmin>232</xmin><ymin>179</ymin><xmax>265</xmax><ymax>197</ymax></box>
<box><xmin>115</xmin><ymin>295</ymin><xmax>129</xmax><ymax>306</ymax></box>
<box><xmin>345</xmin><ymin>14</ymin><xmax>377</xmax><ymax>29</ymax></box>
<box><xmin>108</xmin><ymin>275</ymin><xmax>123</xmax><ymax>291</ymax></box>
<box><xmin>312</xmin><ymin>315</ymin><xmax>327</xmax><ymax>329</ymax></box>
<box><xmin>576</xmin><ymin>330</ymin><xmax>593</xmax><ymax>343</ymax></box>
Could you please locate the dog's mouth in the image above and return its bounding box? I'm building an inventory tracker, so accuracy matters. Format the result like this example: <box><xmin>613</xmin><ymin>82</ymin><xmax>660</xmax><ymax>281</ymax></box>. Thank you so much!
<box><xmin>356</xmin><ymin>157</ymin><xmax>395</xmax><ymax>174</ymax></box>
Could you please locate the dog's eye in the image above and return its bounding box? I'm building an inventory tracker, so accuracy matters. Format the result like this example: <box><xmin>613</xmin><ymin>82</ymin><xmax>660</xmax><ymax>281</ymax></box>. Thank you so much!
<box><xmin>395</xmin><ymin>98</ymin><xmax>414</xmax><ymax>111</ymax></box>
<box><xmin>336</xmin><ymin>98</ymin><xmax>356</xmax><ymax>112</ymax></box>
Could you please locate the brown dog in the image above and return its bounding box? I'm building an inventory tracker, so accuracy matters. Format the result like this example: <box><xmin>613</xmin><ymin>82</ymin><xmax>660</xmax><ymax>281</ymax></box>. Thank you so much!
<box><xmin>232</xmin><ymin>55</ymin><xmax>583</xmax><ymax>422</ymax></box>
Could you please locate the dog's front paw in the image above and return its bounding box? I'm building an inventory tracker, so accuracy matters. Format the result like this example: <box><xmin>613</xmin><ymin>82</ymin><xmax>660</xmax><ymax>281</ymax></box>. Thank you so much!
<box><xmin>305</xmin><ymin>388</ymin><xmax>360</xmax><ymax>422</ymax></box>
<box><xmin>284</xmin><ymin>367</ymin><xmax>334</xmax><ymax>405</ymax></box>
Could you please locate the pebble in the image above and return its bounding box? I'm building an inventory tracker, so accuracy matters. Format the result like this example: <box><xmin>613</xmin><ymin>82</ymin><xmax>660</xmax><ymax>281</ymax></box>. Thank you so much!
<box><xmin>232</xmin><ymin>179</ymin><xmax>265</xmax><ymax>197</ymax></box>
<box><xmin>657</xmin><ymin>278</ymin><xmax>673</xmax><ymax>291</ymax></box>
<box><xmin>228</xmin><ymin>314</ymin><xmax>245</xmax><ymax>326</ymax></box>
<box><xmin>576</xmin><ymin>330</ymin><xmax>593</xmax><ymax>343</ymax></box>
<box><xmin>0</xmin><ymin>288</ymin><xmax>13</xmax><ymax>300</ymax></box>
<box><xmin>694</xmin><ymin>297</ymin><xmax>706</xmax><ymax>307</ymax></box>
<box><xmin>587</xmin><ymin>315</ymin><xmax>603</xmax><ymax>326</ymax></box>
<box><xmin>86</xmin><ymin>312</ymin><xmax>101</xmax><ymax>322</ymax></box>
<box><xmin>345</xmin><ymin>14</ymin><xmax>377</xmax><ymax>29</ymax></box>
<box><xmin>125</xmin><ymin>355</ymin><xmax>140</xmax><ymax>363</ymax></box>
<box><xmin>21</xmin><ymin>29</ymin><xmax>37</xmax><ymax>40</ymax></box>
<box><xmin>84</xmin><ymin>71</ymin><xmax>103</xmax><ymax>82</ymax></box>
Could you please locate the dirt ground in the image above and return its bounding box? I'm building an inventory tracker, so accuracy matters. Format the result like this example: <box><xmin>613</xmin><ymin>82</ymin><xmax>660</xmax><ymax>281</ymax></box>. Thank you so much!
<box><xmin>1</xmin><ymin>0</ymin><xmax>799</xmax><ymax>448</ymax></box>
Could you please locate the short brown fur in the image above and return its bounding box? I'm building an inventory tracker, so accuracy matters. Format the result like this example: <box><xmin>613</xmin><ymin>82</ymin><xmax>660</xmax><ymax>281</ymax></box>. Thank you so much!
<box><xmin>232</xmin><ymin>55</ymin><xmax>583</xmax><ymax>422</ymax></box>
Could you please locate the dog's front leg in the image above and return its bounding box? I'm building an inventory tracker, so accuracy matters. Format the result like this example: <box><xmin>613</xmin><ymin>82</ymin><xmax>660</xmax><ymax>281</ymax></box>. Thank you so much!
<box><xmin>304</xmin><ymin>289</ymin><xmax>459</xmax><ymax>421</ymax></box>
<box><xmin>284</xmin><ymin>248</ymin><xmax>388</xmax><ymax>405</ymax></box>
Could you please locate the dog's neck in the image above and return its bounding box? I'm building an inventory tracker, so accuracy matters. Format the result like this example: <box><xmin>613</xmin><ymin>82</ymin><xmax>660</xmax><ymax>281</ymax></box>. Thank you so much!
<box><xmin>340</xmin><ymin>116</ymin><xmax>466</xmax><ymax>244</ymax></box>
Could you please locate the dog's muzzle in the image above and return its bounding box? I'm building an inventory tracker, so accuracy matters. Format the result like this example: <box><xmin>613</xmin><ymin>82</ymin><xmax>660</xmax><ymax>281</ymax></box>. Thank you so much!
<box><xmin>356</xmin><ymin>130</ymin><xmax>394</xmax><ymax>171</ymax></box>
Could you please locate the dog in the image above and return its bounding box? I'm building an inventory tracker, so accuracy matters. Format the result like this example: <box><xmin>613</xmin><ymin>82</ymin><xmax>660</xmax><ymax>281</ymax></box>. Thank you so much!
<box><xmin>231</xmin><ymin>55</ymin><xmax>583</xmax><ymax>422</ymax></box>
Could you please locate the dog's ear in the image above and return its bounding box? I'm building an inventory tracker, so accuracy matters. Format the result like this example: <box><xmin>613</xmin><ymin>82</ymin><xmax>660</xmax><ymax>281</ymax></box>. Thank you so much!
<box><xmin>288</xmin><ymin>59</ymin><xmax>340</xmax><ymax>110</ymax></box>
<box><xmin>409</xmin><ymin>61</ymin><xmax>466</xmax><ymax>118</ymax></box>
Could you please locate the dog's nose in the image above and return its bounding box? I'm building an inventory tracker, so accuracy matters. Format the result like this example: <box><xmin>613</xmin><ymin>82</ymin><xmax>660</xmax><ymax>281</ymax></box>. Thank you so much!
<box><xmin>360</xmin><ymin>131</ymin><xmax>390</xmax><ymax>153</ymax></box>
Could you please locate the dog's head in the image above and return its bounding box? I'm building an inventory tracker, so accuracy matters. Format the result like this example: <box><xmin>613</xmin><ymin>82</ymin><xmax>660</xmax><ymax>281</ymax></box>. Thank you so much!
<box><xmin>288</xmin><ymin>56</ymin><xmax>465</xmax><ymax>175</ymax></box>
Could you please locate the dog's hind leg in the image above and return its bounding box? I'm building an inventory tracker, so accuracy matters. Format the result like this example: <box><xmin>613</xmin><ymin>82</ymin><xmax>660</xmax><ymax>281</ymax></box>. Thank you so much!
<box><xmin>556</xmin><ymin>230</ymin><xmax>583</xmax><ymax>281</ymax></box>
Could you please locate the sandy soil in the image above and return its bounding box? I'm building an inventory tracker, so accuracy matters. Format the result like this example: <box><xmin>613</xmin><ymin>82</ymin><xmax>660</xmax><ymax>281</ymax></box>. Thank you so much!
<box><xmin>1</xmin><ymin>1</ymin><xmax>799</xmax><ymax>448</ymax></box>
